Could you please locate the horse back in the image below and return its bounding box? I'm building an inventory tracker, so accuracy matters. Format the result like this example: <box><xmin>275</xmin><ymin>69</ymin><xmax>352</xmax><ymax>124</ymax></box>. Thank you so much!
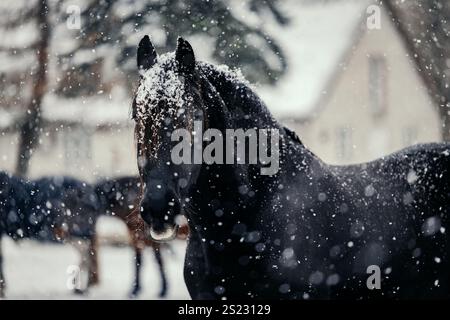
<box><xmin>324</xmin><ymin>143</ymin><xmax>450</xmax><ymax>298</ymax></box>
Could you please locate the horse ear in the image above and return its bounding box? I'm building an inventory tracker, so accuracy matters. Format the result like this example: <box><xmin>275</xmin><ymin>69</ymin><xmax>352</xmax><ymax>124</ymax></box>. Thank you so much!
<box><xmin>137</xmin><ymin>35</ymin><xmax>157</xmax><ymax>72</ymax></box>
<box><xmin>176</xmin><ymin>37</ymin><xmax>196</xmax><ymax>74</ymax></box>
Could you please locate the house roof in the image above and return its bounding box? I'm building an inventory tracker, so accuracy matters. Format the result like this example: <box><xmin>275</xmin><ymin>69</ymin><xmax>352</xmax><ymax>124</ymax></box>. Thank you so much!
<box><xmin>0</xmin><ymin>90</ymin><xmax>133</xmax><ymax>131</ymax></box>
<box><xmin>257</xmin><ymin>0</ymin><xmax>372</xmax><ymax>119</ymax></box>
<box><xmin>42</xmin><ymin>89</ymin><xmax>133</xmax><ymax>127</ymax></box>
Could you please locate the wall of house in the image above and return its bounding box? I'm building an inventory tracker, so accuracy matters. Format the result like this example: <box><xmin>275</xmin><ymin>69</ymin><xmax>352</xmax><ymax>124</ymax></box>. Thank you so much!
<box><xmin>285</xmin><ymin>8</ymin><xmax>442</xmax><ymax>165</ymax></box>
<box><xmin>0</xmin><ymin>123</ymin><xmax>138</xmax><ymax>182</ymax></box>
<box><xmin>0</xmin><ymin>131</ymin><xmax>19</xmax><ymax>173</ymax></box>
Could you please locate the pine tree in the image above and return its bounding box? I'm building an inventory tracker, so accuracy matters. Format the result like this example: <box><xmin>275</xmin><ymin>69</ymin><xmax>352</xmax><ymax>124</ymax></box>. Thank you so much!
<box><xmin>67</xmin><ymin>0</ymin><xmax>289</xmax><ymax>88</ymax></box>
<box><xmin>0</xmin><ymin>0</ymin><xmax>52</xmax><ymax>176</ymax></box>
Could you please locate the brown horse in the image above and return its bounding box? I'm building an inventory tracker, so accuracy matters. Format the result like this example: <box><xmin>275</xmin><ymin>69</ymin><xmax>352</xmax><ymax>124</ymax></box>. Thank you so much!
<box><xmin>0</xmin><ymin>173</ymin><xmax>101</xmax><ymax>297</ymax></box>
<box><xmin>94</xmin><ymin>176</ymin><xmax>188</xmax><ymax>298</ymax></box>
<box><xmin>1</xmin><ymin>172</ymin><xmax>187</xmax><ymax>298</ymax></box>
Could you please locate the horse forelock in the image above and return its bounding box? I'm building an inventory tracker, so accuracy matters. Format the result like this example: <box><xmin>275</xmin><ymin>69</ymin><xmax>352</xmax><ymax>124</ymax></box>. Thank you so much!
<box><xmin>134</xmin><ymin>53</ymin><xmax>188</xmax><ymax>158</ymax></box>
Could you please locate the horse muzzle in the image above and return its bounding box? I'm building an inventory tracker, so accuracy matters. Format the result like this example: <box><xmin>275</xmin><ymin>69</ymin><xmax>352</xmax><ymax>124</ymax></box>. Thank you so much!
<box><xmin>148</xmin><ymin>223</ymin><xmax>179</xmax><ymax>242</ymax></box>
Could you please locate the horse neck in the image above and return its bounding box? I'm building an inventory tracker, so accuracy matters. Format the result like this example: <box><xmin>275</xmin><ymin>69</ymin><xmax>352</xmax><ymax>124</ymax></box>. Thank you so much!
<box><xmin>186</xmin><ymin>67</ymin><xmax>324</xmax><ymax>236</ymax></box>
<box><xmin>198</xmin><ymin>64</ymin><xmax>323</xmax><ymax>174</ymax></box>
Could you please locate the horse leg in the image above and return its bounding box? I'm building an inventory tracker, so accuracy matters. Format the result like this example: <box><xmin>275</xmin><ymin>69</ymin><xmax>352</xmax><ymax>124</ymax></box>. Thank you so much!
<box><xmin>87</xmin><ymin>235</ymin><xmax>99</xmax><ymax>287</ymax></box>
<box><xmin>73</xmin><ymin>239</ymin><xmax>90</xmax><ymax>295</ymax></box>
<box><xmin>130</xmin><ymin>246</ymin><xmax>142</xmax><ymax>298</ymax></box>
<box><xmin>152</xmin><ymin>245</ymin><xmax>168</xmax><ymax>298</ymax></box>
<box><xmin>0</xmin><ymin>237</ymin><xmax>5</xmax><ymax>298</ymax></box>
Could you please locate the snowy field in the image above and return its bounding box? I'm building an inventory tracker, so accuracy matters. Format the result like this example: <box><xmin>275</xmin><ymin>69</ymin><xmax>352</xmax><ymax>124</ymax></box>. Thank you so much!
<box><xmin>2</xmin><ymin>236</ymin><xmax>190</xmax><ymax>300</ymax></box>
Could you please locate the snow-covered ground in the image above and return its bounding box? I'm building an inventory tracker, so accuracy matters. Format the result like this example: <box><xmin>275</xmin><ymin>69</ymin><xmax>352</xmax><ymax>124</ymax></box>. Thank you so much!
<box><xmin>2</xmin><ymin>237</ymin><xmax>190</xmax><ymax>300</ymax></box>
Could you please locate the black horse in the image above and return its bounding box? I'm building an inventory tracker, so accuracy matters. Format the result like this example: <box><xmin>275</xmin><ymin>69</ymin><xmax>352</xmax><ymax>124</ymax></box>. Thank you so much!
<box><xmin>0</xmin><ymin>172</ymin><xmax>100</xmax><ymax>297</ymax></box>
<box><xmin>133</xmin><ymin>35</ymin><xmax>450</xmax><ymax>299</ymax></box>
<box><xmin>94</xmin><ymin>176</ymin><xmax>168</xmax><ymax>298</ymax></box>
<box><xmin>0</xmin><ymin>172</ymin><xmax>32</xmax><ymax>297</ymax></box>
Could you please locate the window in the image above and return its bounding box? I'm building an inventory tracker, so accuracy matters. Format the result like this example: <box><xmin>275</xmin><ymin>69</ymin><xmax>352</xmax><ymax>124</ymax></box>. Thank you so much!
<box><xmin>336</xmin><ymin>126</ymin><xmax>353</xmax><ymax>161</ymax></box>
<box><xmin>64</xmin><ymin>125</ymin><xmax>92</xmax><ymax>170</ymax></box>
<box><xmin>368</xmin><ymin>56</ymin><xmax>387</xmax><ymax>116</ymax></box>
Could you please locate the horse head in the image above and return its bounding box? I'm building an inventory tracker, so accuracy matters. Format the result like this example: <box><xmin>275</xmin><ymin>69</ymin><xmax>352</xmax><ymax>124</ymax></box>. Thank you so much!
<box><xmin>133</xmin><ymin>36</ymin><xmax>211</xmax><ymax>241</ymax></box>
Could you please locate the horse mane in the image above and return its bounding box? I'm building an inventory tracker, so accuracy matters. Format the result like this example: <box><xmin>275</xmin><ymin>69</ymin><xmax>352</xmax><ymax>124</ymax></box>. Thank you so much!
<box><xmin>197</xmin><ymin>61</ymin><xmax>276</xmax><ymax>120</ymax></box>
<box><xmin>197</xmin><ymin>61</ymin><xmax>311</xmax><ymax>155</ymax></box>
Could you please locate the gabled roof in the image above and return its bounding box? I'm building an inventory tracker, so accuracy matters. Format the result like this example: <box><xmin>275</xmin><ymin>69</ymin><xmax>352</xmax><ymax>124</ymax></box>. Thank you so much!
<box><xmin>0</xmin><ymin>91</ymin><xmax>133</xmax><ymax>130</ymax></box>
<box><xmin>257</xmin><ymin>0</ymin><xmax>373</xmax><ymax>119</ymax></box>
<box><xmin>41</xmin><ymin>92</ymin><xmax>133</xmax><ymax>127</ymax></box>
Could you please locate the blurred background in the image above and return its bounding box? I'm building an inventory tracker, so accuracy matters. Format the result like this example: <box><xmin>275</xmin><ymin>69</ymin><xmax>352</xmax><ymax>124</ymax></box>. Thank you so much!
<box><xmin>0</xmin><ymin>0</ymin><xmax>449</xmax><ymax>299</ymax></box>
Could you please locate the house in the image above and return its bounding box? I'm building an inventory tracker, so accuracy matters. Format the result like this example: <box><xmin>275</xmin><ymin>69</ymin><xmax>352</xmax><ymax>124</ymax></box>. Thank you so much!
<box><xmin>259</xmin><ymin>0</ymin><xmax>442</xmax><ymax>164</ymax></box>
<box><xmin>0</xmin><ymin>5</ymin><xmax>139</xmax><ymax>182</ymax></box>
<box><xmin>0</xmin><ymin>92</ymin><xmax>138</xmax><ymax>182</ymax></box>
<box><xmin>0</xmin><ymin>0</ymin><xmax>443</xmax><ymax>179</ymax></box>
